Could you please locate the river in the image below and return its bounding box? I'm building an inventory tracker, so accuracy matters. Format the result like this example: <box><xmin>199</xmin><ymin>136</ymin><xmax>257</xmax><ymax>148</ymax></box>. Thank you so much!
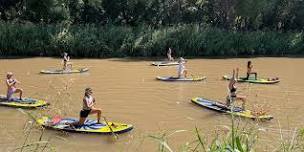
<box><xmin>0</xmin><ymin>57</ymin><xmax>303</xmax><ymax>151</ymax></box>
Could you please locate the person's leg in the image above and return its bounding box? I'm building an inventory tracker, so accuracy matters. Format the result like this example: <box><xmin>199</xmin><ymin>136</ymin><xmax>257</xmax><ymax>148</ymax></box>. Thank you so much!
<box><xmin>70</xmin><ymin>110</ymin><xmax>88</xmax><ymax>127</ymax></box>
<box><xmin>248</xmin><ymin>72</ymin><xmax>257</xmax><ymax>80</ymax></box>
<box><xmin>225</xmin><ymin>95</ymin><xmax>231</xmax><ymax>107</ymax></box>
<box><xmin>246</xmin><ymin>73</ymin><xmax>250</xmax><ymax>80</ymax></box>
<box><xmin>63</xmin><ymin>61</ymin><xmax>67</xmax><ymax>70</ymax></box>
<box><xmin>67</xmin><ymin>62</ymin><xmax>72</xmax><ymax>70</ymax></box>
<box><xmin>171</xmin><ymin>56</ymin><xmax>174</xmax><ymax>61</ymax></box>
<box><xmin>90</xmin><ymin>108</ymin><xmax>102</xmax><ymax>123</ymax></box>
<box><xmin>184</xmin><ymin>70</ymin><xmax>188</xmax><ymax>78</ymax></box>
<box><xmin>15</xmin><ymin>88</ymin><xmax>23</xmax><ymax>100</ymax></box>
<box><xmin>237</xmin><ymin>95</ymin><xmax>246</xmax><ymax>110</ymax></box>
<box><xmin>253</xmin><ymin>72</ymin><xmax>257</xmax><ymax>80</ymax></box>
<box><xmin>78</xmin><ymin>117</ymin><xmax>86</xmax><ymax>125</ymax></box>
<box><xmin>7</xmin><ymin>90</ymin><xmax>13</xmax><ymax>100</ymax></box>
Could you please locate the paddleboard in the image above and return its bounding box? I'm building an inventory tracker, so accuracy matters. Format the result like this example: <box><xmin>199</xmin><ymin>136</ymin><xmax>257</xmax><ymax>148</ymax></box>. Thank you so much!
<box><xmin>36</xmin><ymin>116</ymin><xmax>133</xmax><ymax>134</ymax></box>
<box><xmin>40</xmin><ymin>67</ymin><xmax>89</xmax><ymax>74</ymax></box>
<box><xmin>0</xmin><ymin>95</ymin><xmax>49</xmax><ymax>108</ymax></box>
<box><xmin>151</xmin><ymin>61</ymin><xmax>179</xmax><ymax>66</ymax></box>
<box><xmin>156</xmin><ymin>76</ymin><xmax>206</xmax><ymax>82</ymax></box>
<box><xmin>223</xmin><ymin>75</ymin><xmax>279</xmax><ymax>84</ymax></box>
<box><xmin>191</xmin><ymin>97</ymin><xmax>273</xmax><ymax>120</ymax></box>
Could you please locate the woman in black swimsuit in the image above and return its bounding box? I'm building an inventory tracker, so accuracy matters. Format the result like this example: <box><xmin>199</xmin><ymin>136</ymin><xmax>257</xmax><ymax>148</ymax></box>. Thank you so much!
<box><xmin>226</xmin><ymin>68</ymin><xmax>246</xmax><ymax>110</ymax></box>
<box><xmin>246</xmin><ymin>61</ymin><xmax>257</xmax><ymax>80</ymax></box>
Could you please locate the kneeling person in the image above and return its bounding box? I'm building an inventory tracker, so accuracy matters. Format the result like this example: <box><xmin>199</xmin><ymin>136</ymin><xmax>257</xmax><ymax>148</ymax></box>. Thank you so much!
<box><xmin>6</xmin><ymin>72</ymin><xmax>23</xmax><ymax>100</ymax></box>
<box><xmin>72</xmin><ymin>88</ymin><xmax>102</xmax><ymax>126</ymax></box>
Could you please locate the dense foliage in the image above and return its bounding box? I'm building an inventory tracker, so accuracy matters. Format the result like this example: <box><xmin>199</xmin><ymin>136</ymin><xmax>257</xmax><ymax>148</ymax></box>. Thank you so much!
<box><xmin>0</xmin><ymin>0</ymin><xmax>303</xmax><ymax>57</ymax></box>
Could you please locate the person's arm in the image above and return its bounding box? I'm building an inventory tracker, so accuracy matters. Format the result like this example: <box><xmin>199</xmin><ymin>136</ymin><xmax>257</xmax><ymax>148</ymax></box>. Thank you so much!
<box><xmin>6</xmin><ymin>80</ymin><xmax>15</xmax><ymax>87</ymax></box>
<box><xmin>229</xmin><ymin>69</ymin><xmax>236</xmax><ymax>86</ymax></box>
<box><xmin>14</xmin><ymin>79</ymin><xmax>20</xmax><ymax>84</ymax></box>
<box><xmin>88</xmin><ymin>97</ymin><xmax>94</xmax><ymax>107</ymax></box>
<box><xmin>236</xmin><ymin>68</ymin><xmax>239</xmax><ymax>81</ymax></box>
<box><xmin>92</xmin><ymin>98</ymin><xmax>96</xmax><ymax>108</ymax></box>
<box><xmin>83</xmin><ymin>98</ymin><xmax>90</xmax><ymax>108</ymax></box>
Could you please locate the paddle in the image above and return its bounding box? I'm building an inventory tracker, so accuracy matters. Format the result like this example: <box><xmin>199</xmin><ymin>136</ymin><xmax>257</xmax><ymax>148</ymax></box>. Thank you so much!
<box><xmin>191</xmin><ymin>74</ymin><xmax>198</xmax><ymax>80</ymax></box>
<box><xmin>191</xmin><ymin>74</ymin><xmax>204</xmax><ymax>80</ymax></box>
<box><xmin>102</xmin><ymin>116</ymin><xmax>118</xmax><ymax>140</ymax></box>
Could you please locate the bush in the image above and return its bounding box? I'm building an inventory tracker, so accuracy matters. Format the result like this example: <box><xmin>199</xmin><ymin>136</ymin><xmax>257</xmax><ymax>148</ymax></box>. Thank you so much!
<box><xmin>0</xmin><ymin>22</ymin><xmax>303</xmax><ymax>57</ymax></box>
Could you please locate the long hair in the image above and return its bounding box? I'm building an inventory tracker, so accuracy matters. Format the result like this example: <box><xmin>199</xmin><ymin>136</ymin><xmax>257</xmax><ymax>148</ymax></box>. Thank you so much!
<box><xmin>247</xmin><ymin>61</ymin><xmax>252</xmax><ymax>68</ymax></box>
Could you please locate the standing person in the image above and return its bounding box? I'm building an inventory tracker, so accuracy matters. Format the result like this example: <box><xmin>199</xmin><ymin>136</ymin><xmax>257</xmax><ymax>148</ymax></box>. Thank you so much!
<box><xmin>70</xmin><ymin>88</ymin><xmax>102</xmax><ymax>126</ymax></box>
<box><xmin>246</xmin><ymin>61</ymin><xmax>257</xmax><ymax>80</ymax></box>
<box><xmin>177</xmin><ymin>57</ymin><xmax>187</xmax><ymax>78</ymax></box>
<box><xmin>63</xmin><ymin>52</ymin><xmax>72</xmax><ymax>70</ymax></box>
<box><xmin>167</xmin><ymin>48</ymin><xmax>174</xmax><ymax>61</ymax></box>
<box><xmin>226</xmin><ymin>68</ymin><xmax>246</xmax><ymax>110</ymax></box>
<box><xmin>6</xmin><ymin>72</ymin><xmax>23</xmax><ymax>100</ymax></box>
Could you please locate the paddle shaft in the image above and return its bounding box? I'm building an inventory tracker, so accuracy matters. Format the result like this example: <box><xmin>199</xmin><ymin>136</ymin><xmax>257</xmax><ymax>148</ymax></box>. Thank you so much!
<box><xmin>103</xmin><ymin>116</ymin><xmax>118</xmax><ymax>139</ymax></box>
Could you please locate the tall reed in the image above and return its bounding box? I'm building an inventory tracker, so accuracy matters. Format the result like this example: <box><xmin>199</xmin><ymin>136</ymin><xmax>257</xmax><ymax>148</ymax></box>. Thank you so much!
<box><xmin>0</xmin><ymin>23</ymin><xmax>303</xmax><ymax>57</ymax></box>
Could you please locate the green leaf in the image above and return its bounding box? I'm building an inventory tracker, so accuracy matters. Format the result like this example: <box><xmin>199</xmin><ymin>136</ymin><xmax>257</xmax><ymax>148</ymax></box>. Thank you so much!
<box><xmin>236</xmin><ymin>136</ymin><xmax>244</xmax><ymax>152</ymax></box>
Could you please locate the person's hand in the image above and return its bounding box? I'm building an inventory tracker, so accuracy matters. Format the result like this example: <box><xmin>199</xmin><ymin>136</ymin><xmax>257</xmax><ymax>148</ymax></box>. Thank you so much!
<box><xmin>15</xmin><ymin>79</ymin><xmax>20</xmax><ymax>84</ymax></box>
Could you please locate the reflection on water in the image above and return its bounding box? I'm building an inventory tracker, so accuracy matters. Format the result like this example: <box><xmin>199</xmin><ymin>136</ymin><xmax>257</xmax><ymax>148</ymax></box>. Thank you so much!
<box><xmin>0</xmin><ymin>57</ymin><xmax>303</xmax><ymax>151</ymax></box>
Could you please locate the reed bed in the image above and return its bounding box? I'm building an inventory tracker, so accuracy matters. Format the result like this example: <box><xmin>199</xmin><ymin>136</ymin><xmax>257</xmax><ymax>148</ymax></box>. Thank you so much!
<box><xmin>0</xmin><ymin>23</ymin><xmax>303</xmax><ymax>58</ymax></box>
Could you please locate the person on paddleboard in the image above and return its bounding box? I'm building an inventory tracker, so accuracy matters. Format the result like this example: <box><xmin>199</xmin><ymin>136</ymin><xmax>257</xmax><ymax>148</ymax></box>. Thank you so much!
<box><xmin>226</xmin><ymin>68</ymin><xmax>246</xmax><ymax>109</ymax></box>
<box><xmin>70</xmin><ymin>88</ymin><xmax>102</xmax><ymax>126</ymax></box>
<box><xmin>245</xmin><ymin>61</ymin><xmax>257</xmax><ymax>80</ymax></box>
<box><xmin>177</xmin><ymin>57</ymin><xmax>187</xmax><ymax>78</ymax></box>
<box><xmin>167</xmin><ymin>47</ymin><xmax>174</xmax><ymax>61</ymax></box>
<box><xmin>6</xmin><ymin>72</ymin><xmax>23</xmax><ymax>100</ymax></box>
<box><xmin>63</xmin><ymin>52</ymin><xmax>72</xmax><ymax>70</ymax></box>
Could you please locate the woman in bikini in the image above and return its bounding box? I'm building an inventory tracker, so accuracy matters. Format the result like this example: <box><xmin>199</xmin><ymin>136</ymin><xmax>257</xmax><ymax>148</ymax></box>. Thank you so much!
<box><xmin>246</xmin><ymin>61</ymin><xmax>257</xmax><ymax>80</ymax></box>
<box><xmin>226</xmin><ymin>68</ymin><xmax>246</xmax><ymax>110</ymax></box>
<box><xmin>6</xmin><ymin>72</ymin><xmax>23</xmax><ymax>101</ymax></box>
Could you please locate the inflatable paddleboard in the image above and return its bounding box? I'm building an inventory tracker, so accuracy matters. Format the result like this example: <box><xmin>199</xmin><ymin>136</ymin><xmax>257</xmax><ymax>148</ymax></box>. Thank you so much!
<box><xmin>40</xmin><ymin>67</ymin><xmax>89</xmax><ymax>74</ymax></box>
<box><xmin>0</xmin><ymin>95</ymin><xmax>49</xmax><ymax>108</ymax></box>
<box><xmin>223</xmin><ymin>75</ymin><xmax>279</xmax><ymax>84</ymax></box>
<box><xmin>36</xmin><ymin>116</ymin><xmax>133</xmax><ymax>134</ymax></box>
<box><xmin>151</xmin><ymin>61</ymin><xmax>179</xmax><ymax>66</ymax></box>
<box><xmin>156</xmin><ymin>76</ymin><xmax>206</xmax><ymax>82</ymax></box>
<box><xmin>191</xmin><ymin>97</ymin><xmax>273</xmax><ymax>120</ymax></box>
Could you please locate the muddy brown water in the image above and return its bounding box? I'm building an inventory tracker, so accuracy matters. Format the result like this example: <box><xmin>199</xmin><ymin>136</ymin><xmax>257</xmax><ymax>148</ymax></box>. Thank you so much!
<box><xmin>0</xmin><ymin>57</ymin><xmax>303</xmax><ymax>151</ymax></box>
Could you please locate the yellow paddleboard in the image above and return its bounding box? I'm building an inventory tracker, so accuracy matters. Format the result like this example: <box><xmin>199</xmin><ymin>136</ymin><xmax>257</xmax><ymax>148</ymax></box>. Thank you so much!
<box><xmin>0</xmin><ymin>95</ymin><xmax>48</xmax><ymax>108</ymax></box>
<box><xmin>36</xmin><ymin>116</ymin><xmax>133</xmax><ymax>134</ymax></box>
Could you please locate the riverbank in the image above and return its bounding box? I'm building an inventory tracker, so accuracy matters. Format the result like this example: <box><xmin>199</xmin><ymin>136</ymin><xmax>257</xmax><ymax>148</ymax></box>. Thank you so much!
<box><xmin>1</xmin><ymin>23</ymin><xmax>303</xmax><ymax>58</ymax></box>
